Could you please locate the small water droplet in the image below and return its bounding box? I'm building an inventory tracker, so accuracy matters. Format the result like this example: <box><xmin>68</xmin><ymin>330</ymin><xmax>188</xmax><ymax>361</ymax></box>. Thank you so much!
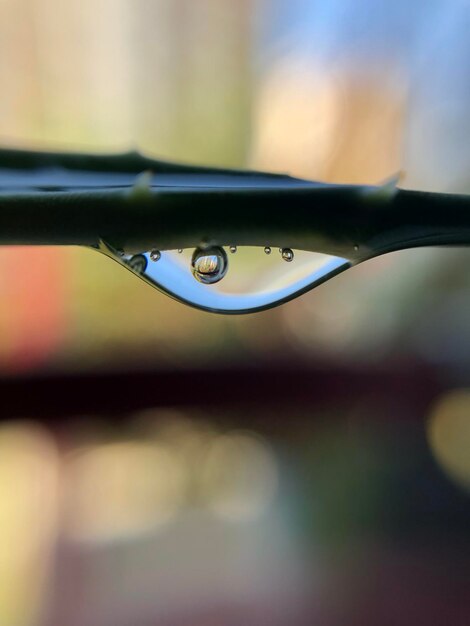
<box><xmin>264</xmin><ymin>246</ymin><xmax>271</xmax><ymax>255</ymax></box>
<box><xmin>229</xmin><ymin>246</ymin><xmax>237</xmax><ymax>254</ymax></box>
<box><xmin>150</xmin><ymin>250</ymin><xmax>161</xmax><ymax>262</ymax></box>
<box><xmin>281</xmin><ymin>248</ymin><xmax>294</xmax><ymax>262</ymax></box>
<box><xmin>278</xmin><ymin>248</ymin><xmax>282</xmax><ymax>253</ymax></box>
<box><xmin>354</xmin><ymin>244</ymin><xmax>359</xmax><ymax>251</ymax></box>
<box><xmin>191</xmin><ymin>246</ymin><xmax>228</xmax><ymax>285</ymax></box>
<box><xmin>178</xmin><ymin>249</ymin><xmax>183</xmax><ymax>254</ymax></box>
<box><xmin>128</xmin><ymin>254</ymin><xmax>148</xmax><ymax>274</ymax></box>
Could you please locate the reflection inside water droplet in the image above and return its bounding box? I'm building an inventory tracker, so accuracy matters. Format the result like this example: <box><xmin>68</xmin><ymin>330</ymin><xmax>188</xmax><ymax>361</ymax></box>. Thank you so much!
<box><xmin>150</xmin><ymin>250</ymin><xmax>161</xmax><ymax>262</ymax></box>
<box><xmin>105</xmin><ymin>243</ymin><xmax>350</xmax><ymax>314</ymax></box>
<box><xmin>191</xmin><ymin>246</ymin><xmax>228</xmax><ymax>284</ymax></box>
<box><xmin>128</xmin><ymin>254</ymin><xmax>148</xmax><ymax>274</ymax></box>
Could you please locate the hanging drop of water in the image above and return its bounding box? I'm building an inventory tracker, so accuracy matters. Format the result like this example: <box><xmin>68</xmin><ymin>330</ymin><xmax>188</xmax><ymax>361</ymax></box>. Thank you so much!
<box><xmin>191</xmin><ymin>246</ymin><xmax>228</xmax><ymax>284</ymax></box>
<box><xmin>281</xmin><ymin>248</ymin><xmax>294</xmax><ymax>262</ymax></box>
<box><xmin>150</xmin><ymin>250</ymin><xmax>161</xmax><ymax>262</ymax></box>
<box><xmin>103</xmin><ymin>242</ymin><xmax>350</xmax><ymax>314</ymax></box>
<box><xmin>178</xmin><ymin>249</ymin><xmax>183</xmax><ymax>253</ymax></box>
<box><xmin>229</xmin><ymin>246</ymin><xmax>237</xmax><ymax>253</ymax></box>
<box><xmin>264</xmin><ymin>246</ymin><xmax>271</xmax><ymax>255</ymax></box>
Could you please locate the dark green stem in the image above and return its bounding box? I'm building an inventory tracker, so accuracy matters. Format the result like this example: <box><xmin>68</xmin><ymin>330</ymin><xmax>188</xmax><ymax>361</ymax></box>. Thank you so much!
<box><xmin>1</xmin><ymin>147</ymin><xmax>470</xmax><ymax>262</ymax></box>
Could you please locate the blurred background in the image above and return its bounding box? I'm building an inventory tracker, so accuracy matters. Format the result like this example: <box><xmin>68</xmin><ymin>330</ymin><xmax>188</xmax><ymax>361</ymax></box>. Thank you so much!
<box><xmin>0</xmin><ymin>0</ymin><xmax>470</xmax><ymax>624</ymax></box>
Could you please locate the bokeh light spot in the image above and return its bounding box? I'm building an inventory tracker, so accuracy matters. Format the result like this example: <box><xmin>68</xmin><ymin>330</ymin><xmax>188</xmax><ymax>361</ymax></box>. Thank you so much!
<box><xmin>65</xmin><ymin>441</ymin><xmax>186</xmax><ymax>543</ymax></box>
<box><xmin>427</xmin><ymin>389</ymin><xmax>470</xmax><ymax>491</ymax></box>
<box><xmin>200</xmin><ymin>431</ymin><xmax>278</xmax><ymax>522</ymax></box>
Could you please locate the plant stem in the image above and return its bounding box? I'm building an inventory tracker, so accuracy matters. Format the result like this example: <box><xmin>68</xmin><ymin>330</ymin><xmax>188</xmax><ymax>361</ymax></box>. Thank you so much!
<box><xmin>1</xmin><ymin>147</ymin><xmax>470</xmax><ymax>261</ymax></box>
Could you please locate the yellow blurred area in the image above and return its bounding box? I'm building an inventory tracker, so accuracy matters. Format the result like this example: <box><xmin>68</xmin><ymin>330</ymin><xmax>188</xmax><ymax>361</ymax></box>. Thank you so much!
<box><xmin>64</xmin><ymin>441</ymin><xmax>187</xmax><ymax>542</ymax></box>
<box><xmin>428</xmin><ymin>389</ymin><xmax>470</xmax><ymax>491</ymax></box>
<box><xmin>252</xmin><ymin>59</ymin><xmax>403</xmax><ymax>183</ymax></box>
<box><xmin>0</xmin><ymin>423</ymin><xmax>58</xmax><ymax>626</ymax></box>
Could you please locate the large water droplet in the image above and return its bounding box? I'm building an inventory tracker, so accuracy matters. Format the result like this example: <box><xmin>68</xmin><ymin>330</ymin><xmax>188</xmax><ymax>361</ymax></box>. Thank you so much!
<box><xmin>150</xmin><ymin>250</ymin><xmax>161</xmax><ymax>262</ymax></box>
<box><xmin>191</xmin><ymin>246</ymin><xmax>228</xmax><ymax>285</ymax></box>
<box><xmin>229</xmin><ymin>246</ymin><xmax>237</xmax><ymax>254</ymax></box>
<box><xmin>264</xmin><ymin>246</ymin><xmax>271</xmax><ymax>255</ymax></box>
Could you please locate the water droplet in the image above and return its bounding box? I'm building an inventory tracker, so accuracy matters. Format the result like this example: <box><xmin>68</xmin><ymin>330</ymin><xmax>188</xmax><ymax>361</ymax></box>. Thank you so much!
<box><xmin>264</xmin><ymin>246</ymin><xmax>271</xmax><ymax>255</ymax></box>
<box><xmin>178</xmin><ymin>249</ymin><xmax>183</xmax><ymax>253</ymax></box>
<box><xmin>229</xmin><ymin>246</ymin><xmax>237</xmax><ymax>254</ymax></box>
<box><xmin>278</xmin><ymin>248</ymin><xmax>282</xmax><ymax>253</ymax></box>
<box><xmin>191</xmin><ymin>246</ymin><xmax>228</xmax><ymax>285</ymax></box>
<box><xmin>103</xmin><ymin>242</ymin><xmax>350</xmax><ymax>315</ymax></box>
<box><xmin>281</xmin><ymin>248</ymin><xmax>294</xmax><ymax>262</ymax></box>
<box><xmin>354</xmin><ymin>244</ymin><xmax>359</xmax><ymax>251</ymax></box>
<box><xmin>128</xmin><ymin>254</ymin><xmax>148</xmax><ymax>274</ymax></box>
<box><xmin>150</xmin><ymin>250</ymin><xmax>161</xmax><ymax>262</ymax></box>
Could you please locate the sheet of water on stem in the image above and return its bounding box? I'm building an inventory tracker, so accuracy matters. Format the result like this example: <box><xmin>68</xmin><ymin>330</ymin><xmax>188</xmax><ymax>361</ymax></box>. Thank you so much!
<box><xmin>119</xmin><ymin>245</ymin><xmax>350</xmax><ymax>314</ymax></box>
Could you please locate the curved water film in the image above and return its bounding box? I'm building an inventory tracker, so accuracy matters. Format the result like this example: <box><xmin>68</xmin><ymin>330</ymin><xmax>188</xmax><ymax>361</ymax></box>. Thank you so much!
<box><xmin>101</xmin><ymin>243</ymin><xmax>350</xmax><ymax>314</ymax></box>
